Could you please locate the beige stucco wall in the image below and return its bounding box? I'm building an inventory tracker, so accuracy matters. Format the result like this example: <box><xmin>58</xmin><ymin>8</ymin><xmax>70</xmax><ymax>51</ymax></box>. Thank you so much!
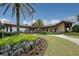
<box><xmin>57</xmin><ymin>23</ymin><xmax>65</xmax><ymax>32</ymax></box>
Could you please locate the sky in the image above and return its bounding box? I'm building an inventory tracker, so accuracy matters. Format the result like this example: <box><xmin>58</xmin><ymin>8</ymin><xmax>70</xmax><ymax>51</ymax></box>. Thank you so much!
<box><xmin>0</xmin><ymin>3</ymin><xmax>79</xmax><ymax>25</ymax></box>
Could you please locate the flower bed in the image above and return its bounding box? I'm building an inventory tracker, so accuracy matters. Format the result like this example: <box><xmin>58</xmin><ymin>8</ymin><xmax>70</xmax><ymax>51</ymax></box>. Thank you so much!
<box><xmin>21</xmin><ymin>38</ymin><xmax>48</xmax><ymax>56</ymax></box>
<box><xmin>0</xmin><ymin>34</ymin><xmax>48</xmax><ymax>56</ymax></box>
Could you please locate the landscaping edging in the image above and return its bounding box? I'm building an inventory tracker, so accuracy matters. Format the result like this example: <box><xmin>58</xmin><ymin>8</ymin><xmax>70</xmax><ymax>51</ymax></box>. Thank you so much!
<box><xmin>0</xmin><ymin>38</ymin><xmax>48</xmax><ymax>56</ymax></box>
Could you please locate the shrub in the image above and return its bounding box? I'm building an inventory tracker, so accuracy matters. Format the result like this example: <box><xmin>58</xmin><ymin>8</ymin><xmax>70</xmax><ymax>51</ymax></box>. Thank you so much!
<box><xmin>72</xmin><ymin>25</ymin><xmax>79</xmax><ymax>32</ymax></box>
<box><xmin>4</xmin><ymin>32</ymin><xmax>15</xmax><ymax>36</ymax></box>
<box><xmin>0</xmin><ymin>34</ymin><xmax>38</xmax><ymax>47</ymax></box>
<box><xmin>0</xmin><ymin>32</ymin><xmax>15</xmax><ymax>38</ymax></box>
<box><xmin>40</xmin><ymin>32</ymin><xmax>47</xmax><ymax>34</ymax></box>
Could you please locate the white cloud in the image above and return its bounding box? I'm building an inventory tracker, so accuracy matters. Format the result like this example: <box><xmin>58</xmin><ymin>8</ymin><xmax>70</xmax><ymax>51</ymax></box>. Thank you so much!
<box><xmin>66</xmin><ymin>16</ymin><xmax>77</xmax><ymax>22</ymax></box>
<box><xmin>32</xmin><ymin>19</ymin><xmax>61</xmax><ymax>26</ymax></box>
<box><xmin>23</xmin><ymin>19</ymin><xmax>61</xmax><ymax>26</ymax></box>
<box><xmin>43</xmin><ymin>19</ymin><xmax>61</xmax><ymax>26</ymax></box>
<box><xmin>23</xmin><ymin>20</ymin><xmax>31</xmax><ymax>25</ymax></box>
<box><xmin>23</xmin><ymin>20</ymin><xmax>27</xmax><ymax>24</ymax></box>
<box><xmin>33</xmin><ymin>19</ymin><xmax>36</xmax><ymax>23</ymax></box>
<box><xmin>65</xmin><ymin>16</ymin><xmax>79</xmax><ymax>25</ymax></box>
<box><xmin>23</xmin><ymin>19</ymin><xmax>36</xmax><ymax>25</ymax></box>
<box><xmin>43</xmin><ymin>20</ymin><xmax>49</xmax><ymax>25</ymax></box>
<box><xmin>0</xmin><ymin>18</ymin><xmax>11</xmax><ymax>24</ymax></box>
<box><xmin>50</xmin><ymin>19</ymin><xmax>61</xmax><ymax>25</ymax></box>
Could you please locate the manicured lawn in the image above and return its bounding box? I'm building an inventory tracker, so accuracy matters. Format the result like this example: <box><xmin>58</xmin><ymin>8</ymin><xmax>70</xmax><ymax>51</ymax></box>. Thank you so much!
<box><xmin>0</xmin><ymin>34</ymin><xmax>38</xmax><ymax>47</ymax></box>
<box><xmin>67</xmin><ymin>35</ymin><xmax>79</xmax><ymax>38</ymax></box>
<box><xmin>1</xmin><ymin>34</ymin><xmax>79</xmax><ymax>55</ymax></box>
<box><xmin>37</xmin><ymin>35</ymin><xmax>79</xmax><ymax>56</ymax></box>
<box><xmin>65</xmin><ymin>32</ymin><xmax>79</xmax><ymax>38</ymax></box>
<box><xmin>39</xmin><ymin>32</ymin><xmax>59</xmax><ymax>35</ymax></box>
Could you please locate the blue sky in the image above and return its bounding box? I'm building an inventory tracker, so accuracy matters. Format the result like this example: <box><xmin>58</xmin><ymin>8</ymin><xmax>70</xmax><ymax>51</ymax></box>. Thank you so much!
<box><xmin>34</xmin><ymin>3</ymin><xmax>79</xmax><ymax>19</ymax></box>
<box><xmin>0</xmin><ymin>3</ymin><xmax>79</xmax><ymax>25</ymax></box>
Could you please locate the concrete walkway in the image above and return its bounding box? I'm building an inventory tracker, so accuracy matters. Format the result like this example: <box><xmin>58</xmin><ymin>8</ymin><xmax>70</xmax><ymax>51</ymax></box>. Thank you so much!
<box><xmin>48</xmin><ymin>34</ymin><xmax>79</xmax><ymax>45</ymax></box>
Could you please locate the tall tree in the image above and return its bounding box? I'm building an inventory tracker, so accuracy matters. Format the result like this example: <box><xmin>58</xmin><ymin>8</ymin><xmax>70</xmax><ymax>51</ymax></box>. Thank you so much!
<box><xmin>0</xmin><ymin>3</ymin><xmax>35</xmax><ymax>35</ymax></box>
<box><xmin>32</xmin><ymin>19</ymin><xmax>44</xmax><ymax>32</ymax></box>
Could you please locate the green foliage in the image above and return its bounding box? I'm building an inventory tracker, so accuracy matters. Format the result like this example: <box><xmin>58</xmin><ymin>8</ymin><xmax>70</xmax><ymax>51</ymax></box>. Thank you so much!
<box><xmin>32</xmin><ymin>19</ymin><xmax>44</xmax><ymax>33</ymax></box>
<box><xmin>0</xmin><ymin>22</ymin><xmax>5</xmax><ymax>32</ymax></box>
<box><xmin>0</xmin><ymin>24</ymin><xmax>5</xmax><ymax>30</ymax></box>
<box><xmin>40</xmin><ymin>32</ymin><xmax>47</xmax><ymax>34</ymax></box>
<box><xmin>0</xmin><ymin>3</ymin><xmax>35</xmax><ymax>35</ymax></box>
<box><xmin>72</xmin><ymin>25</ymin><xmax>79</xmax><ymax>32</ymax></box>
<box><xmin>0</xmin><ymin>23</ymin><xmax>5</xmax><ymax>38</ymax></box>
<box><xmin>65</xmin><ymin>32</ymin><xmax>79</xmax><ymax>36</ymax></box>
<box><xmin>0</xmin><ymin>34</ymin><xmax>38</xmax><ymax>47</ymax></box>
<box><xmin>32</xmin><ymin>19</ymin><xmax>44</xmax><ymax>27</ymax></box>
<box><xmin>0</xmin><ymin>32</ymin><xmax>15</xmax><ymax>38</ymax></box>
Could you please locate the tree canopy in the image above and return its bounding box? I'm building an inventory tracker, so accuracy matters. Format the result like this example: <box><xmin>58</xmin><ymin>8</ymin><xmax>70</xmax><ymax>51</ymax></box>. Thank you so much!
<box><xmin>72</xmin><ymin>25</ymin><xmax>79</xmax><ymax>32</ymax></box>
<box><xmin>32</xmin><ymin>19</ymin><xmax>44</xmax><ymax>27</ymax></box>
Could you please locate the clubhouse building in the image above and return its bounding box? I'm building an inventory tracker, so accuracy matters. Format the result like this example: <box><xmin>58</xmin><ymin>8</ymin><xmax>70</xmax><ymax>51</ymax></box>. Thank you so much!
<box><xmin>1</xmin><ymin>20</ymin><xmax>73</xmax><ymax>33</ymax></box>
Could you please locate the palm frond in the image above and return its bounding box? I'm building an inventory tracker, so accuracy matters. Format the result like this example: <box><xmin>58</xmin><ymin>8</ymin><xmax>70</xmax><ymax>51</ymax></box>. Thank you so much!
<box><xmin>22</xmin><ymin>4</ymin><xmax>32</xmax><ymax>17</ymax></box>
<box><xmin>3</xmin><ymin>4</ymin><xmax>11</xmax><ymax>15</ymax></box>
<box><xmin>26</xmin><ymin>3</ymin><xmax>36</xmax><ymax>13</ymax></box>
<box><xmin>20</xmin><ymin>7</ymin><xmax>26</xmax><ymax>20</ymax></box>
<box><xmin>12</xmin><ymin>4</ymin><xmax>15</xmax><ymax>18</ymax></box>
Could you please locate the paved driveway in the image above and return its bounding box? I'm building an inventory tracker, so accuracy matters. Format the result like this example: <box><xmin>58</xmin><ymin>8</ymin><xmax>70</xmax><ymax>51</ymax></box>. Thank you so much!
<box><xmin>48</xmin><ymin>34</ymin><xmax>79</xmax><ymax>45</ymax></box>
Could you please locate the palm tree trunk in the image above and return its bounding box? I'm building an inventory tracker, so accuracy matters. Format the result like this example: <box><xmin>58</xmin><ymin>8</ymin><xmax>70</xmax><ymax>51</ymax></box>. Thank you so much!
<box><xmin>16</xmin><ymin>7</ymin><xmax>20</xmax><ymax>35</ymax></box>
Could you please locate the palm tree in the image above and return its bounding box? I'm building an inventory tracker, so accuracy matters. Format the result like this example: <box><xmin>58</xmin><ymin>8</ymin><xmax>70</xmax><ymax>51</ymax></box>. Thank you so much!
<box><xmin>32</xmin><ymin>19</ymin><xmax>44</xmax><ymax>32</ymax></box>
<box><xmin>0</xmin><ymin>3</ymin><xmax>35</xmax><ymax>35</ymax></box>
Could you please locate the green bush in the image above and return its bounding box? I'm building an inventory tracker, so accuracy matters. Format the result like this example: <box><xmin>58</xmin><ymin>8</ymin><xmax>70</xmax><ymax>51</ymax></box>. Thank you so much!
<box><xmin>0</xmin><ymin>32</ymin><xmax>15</xmax><ymax>38</ymax></box>
<box><xmin>72</xmin><ymin>25</ymin><xmax>79</xmax><ymax>32</ymax></box>
<box><xmin>4</xmin><ymin>32</ymin><xmax>15</xmax><ymax>36</ymax></box>
<box><xmin>40</xmin><ymin>32</ymin><xmax>47</xmax><ymax>34</ymax></box>
<box><xmin>0</xmin><ymin>34</ymin><xmax>38</xmax><ymax>47</ymax></box>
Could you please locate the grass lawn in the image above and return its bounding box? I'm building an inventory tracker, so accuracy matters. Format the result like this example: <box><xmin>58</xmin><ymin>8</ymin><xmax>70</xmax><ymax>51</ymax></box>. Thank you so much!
<box><xmin>37</xmin><ymin>35</ymin><xmax>79</xmax><ymax>56</ymax></box>
<box><xmin>38</xmin><ymin>32</ymin><xmax>59</xmax><ymax>35</ymax></box>
<box><xmin>1</xmin><ymin>34</ymin><xmax>79</xmax><ymax>56</ymax></box>
<box><xmin>65</xmin><ymin>32</ymin><xmax>79</xmax><ymax>38</ymax></box>
<box><xmin>67</xmin><ymin>35</ymin><xmax>79</xmax><ymax>38</ymax></box>
<box><xmin>0</xmin><ymin>34</ymin><xmax>38</xmax><ymax>47</ymax></box>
